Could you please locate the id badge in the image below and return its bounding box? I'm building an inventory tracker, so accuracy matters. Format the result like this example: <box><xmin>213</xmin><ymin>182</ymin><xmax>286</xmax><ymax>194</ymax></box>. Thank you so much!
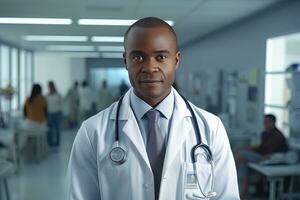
<box><xmin>183</xmin><ymin>163</ymin><xmax>198</xmax><ymax>190</ymax></box>
<box><xmin>183</xmin><ymin>163</ymin><xmax>211</xmax><ymax>200</ymax></box>
<box><xmin>185</xmin><ymin>169</ymin><xmax>198</xmax><ymax>189</ymax></box>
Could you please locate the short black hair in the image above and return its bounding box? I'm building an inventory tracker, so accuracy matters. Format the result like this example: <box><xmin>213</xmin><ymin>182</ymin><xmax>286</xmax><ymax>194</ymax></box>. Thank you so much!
<box><xmin>265</xmin><ymin>114</ymin><xmax>276</xmax><ymax>123</ymax></box>
<box><xmin>124</xmin><ymin>17</ymin><xmax>178</xmax><ymax>50</ymax></box>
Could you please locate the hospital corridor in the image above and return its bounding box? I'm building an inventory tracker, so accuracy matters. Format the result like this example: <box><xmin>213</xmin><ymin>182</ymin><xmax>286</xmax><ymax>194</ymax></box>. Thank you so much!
<box><xmin>1</xmin><ymin>0</ymin><xmax>300</xmax><ymax>199</ymax></box>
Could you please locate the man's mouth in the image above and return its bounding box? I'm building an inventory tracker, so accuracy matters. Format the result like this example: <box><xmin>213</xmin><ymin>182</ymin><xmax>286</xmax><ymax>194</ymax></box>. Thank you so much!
<box><xmin>139</xmin><ymin>80</ymin><xmax>162</xmax><ymax>83</ymax></box>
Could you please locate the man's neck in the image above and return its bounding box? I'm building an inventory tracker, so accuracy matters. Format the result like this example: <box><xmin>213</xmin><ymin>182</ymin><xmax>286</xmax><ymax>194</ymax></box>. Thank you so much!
<box><xmin>134</xmin><ymin>89</ymin><xmax>171</xmax><ymax>108</ymax></box>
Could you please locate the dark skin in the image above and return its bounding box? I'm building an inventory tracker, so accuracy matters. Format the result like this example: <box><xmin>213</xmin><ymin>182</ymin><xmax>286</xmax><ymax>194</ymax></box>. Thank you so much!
<box><xmin>264</xmin><ymin>117</ymin><xmax>275</xmax><ymax>132</ymax></box>
<box><xmin>123</xmin><ymin>26</ymin><xmax>180</xmax><ymax>107</ymax></box>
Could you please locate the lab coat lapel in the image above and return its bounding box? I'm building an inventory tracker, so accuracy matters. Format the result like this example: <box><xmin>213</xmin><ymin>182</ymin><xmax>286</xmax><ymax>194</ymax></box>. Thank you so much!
<box><xmin>162</xmin><ymin>90</ymin><xmax>192</xmax><ymax>177</ymax></box>
<box><xmin>122</xmin><ymin>115</ymin><xmax>151</xmax><ymax>170</ymax></box>
<box><xmin>112</xmin><ymin>89</ymin><xmax>151</xmax><ymax>171</ymax></box>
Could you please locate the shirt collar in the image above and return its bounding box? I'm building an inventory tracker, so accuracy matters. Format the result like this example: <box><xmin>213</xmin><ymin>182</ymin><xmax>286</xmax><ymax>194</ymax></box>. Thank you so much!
<box><xmin>130</xmin><ymin>90</ymin><xmax>174</xmax><ymax>120</ymax></box>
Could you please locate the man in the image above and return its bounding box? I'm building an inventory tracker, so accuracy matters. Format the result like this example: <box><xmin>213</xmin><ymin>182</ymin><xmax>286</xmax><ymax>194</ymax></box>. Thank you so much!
<box><xmin>65</xmin><ymin>81</ymin><xmax>80</xmax><ymax>128</ymax></box>
<box><xmin>254</xmin><ymin>114</ymin><xmax>288</xmax><ymax>155</ymax></box>
<box><xmin>119</xmin><ymin>79</ymin><xmax>129</xmax><ymax>97</ymax></box>
<box><xmin>78</xmin><ymin>80</ymin><xmax>96</xmax><ymax>121</ymax></box>
<box><xmin>235</xmin><ymin>114</ymin><xmax>288</xmax><ymax>197</ymax></box>
<box><xmin>68</xmin><ymin>17</ymin><xmax>239</xmax><ymax>200</ymax></box>
<box><xmin>96</xmin><ymin>80</ymin><xmax>114</xmax><ymax>112</ymax></box>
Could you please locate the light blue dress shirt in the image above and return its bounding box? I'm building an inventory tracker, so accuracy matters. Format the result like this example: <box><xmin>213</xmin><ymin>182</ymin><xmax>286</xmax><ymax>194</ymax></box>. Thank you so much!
<box><xmin>130</xmin><ymin>90</ymin><xmax>175</xmax><ymax>146</ymax></box>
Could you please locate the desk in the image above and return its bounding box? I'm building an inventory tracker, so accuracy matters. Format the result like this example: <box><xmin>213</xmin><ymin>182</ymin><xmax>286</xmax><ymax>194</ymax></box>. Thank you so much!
<box><xmin>248</xmin><ymin>163</ymin><xmax>300</xmax><ymax>200</ymax></box>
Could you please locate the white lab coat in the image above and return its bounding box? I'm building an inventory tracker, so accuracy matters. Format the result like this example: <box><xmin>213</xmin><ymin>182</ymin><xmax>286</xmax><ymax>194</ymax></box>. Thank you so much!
<box><xmin>67</xmin><ymin>88</ymin><xmax>240</xmax><ymax>200</ymax></box>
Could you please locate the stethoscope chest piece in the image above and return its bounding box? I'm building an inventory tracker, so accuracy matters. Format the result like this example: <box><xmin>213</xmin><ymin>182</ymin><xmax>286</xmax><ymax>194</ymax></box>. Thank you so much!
<box><xmin>110</xmin><ymin>142</ymin><xmax>127</xmax><ymax>165</ymax></box>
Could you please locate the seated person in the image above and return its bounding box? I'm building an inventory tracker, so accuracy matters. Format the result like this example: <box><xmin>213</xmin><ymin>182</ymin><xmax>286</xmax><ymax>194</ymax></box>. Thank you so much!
<box><xmin>235</xmin><ymin>114</ymin><xmax>288</xmax><ymax>197</ymax></box>
<box><xmin>19</xmin><ymin>84</ymin><xmax>48</xmax><ymax>148</ymax></box>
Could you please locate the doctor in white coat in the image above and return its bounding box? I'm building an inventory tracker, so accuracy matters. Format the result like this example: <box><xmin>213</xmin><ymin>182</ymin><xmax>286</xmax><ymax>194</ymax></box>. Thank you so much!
<box><xmin>67</xmin><ymin>17</ymin><xmax>240</xmax><ymax>200</ymax></box>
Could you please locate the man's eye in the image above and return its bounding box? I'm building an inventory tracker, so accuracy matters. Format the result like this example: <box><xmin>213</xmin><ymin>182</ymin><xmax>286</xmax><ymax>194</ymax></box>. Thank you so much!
<box><xmin>132</xmin><ymin>55</ymin><xmax>143</xmax><ymax>62</ymax></box>
<box><xmin>157</xmin><ymin>55</ymin><xmax>167</xmax><ymax>61</ymax></box>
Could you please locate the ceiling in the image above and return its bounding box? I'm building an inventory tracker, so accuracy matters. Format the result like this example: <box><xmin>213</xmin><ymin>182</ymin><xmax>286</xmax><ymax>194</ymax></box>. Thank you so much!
<box><xmin>0</xmin><ymin>0</ymin><xmax>285</xmax><ymax>56</ymax></box>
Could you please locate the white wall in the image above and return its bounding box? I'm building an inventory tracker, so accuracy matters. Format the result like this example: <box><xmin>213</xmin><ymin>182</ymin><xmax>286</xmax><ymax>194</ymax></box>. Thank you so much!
<box><xmin>34</xmin><ymin>52</ymin><xmax>86</xmax><ymax>96</ymax></box>
<box><xmin>178</xmin><ymin>0</ymin><xmax>300</xmax><ymax>133</ymax></box>
<box><xmin>71</xmin><ymin>58</ymin><xmax>87</xmax><ymax>84</ymax></box>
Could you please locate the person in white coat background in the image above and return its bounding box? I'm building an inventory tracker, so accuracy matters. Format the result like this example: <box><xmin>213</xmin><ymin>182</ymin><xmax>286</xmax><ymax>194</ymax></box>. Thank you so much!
<box><xmin>67</xmin><ymin>17</ymin><xmax>240</xmax><ymax>200</ymax></box>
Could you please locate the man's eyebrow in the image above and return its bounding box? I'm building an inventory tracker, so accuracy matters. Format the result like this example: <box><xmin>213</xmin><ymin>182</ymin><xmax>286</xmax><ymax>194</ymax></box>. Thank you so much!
<box><xmin>128</xmin><ymin>50</ymin><xmax>171</xmax><ymax>55</ymax></box>
<box><xmin>154</xmin><ymin>50</ymin><xmax>170</xmax><ymax>54</ymax></box>
<box><xmin>129</xmin><ymin>50</ymin><xmax>144</xmax><ymax>55</ymax></box>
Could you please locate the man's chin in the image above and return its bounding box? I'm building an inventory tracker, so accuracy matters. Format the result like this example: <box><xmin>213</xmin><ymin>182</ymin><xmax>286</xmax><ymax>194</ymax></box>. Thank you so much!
<box><xmin>143</xmin><ymin>90</ymin><xmax>171</xmax><ymax>101</ymax></box>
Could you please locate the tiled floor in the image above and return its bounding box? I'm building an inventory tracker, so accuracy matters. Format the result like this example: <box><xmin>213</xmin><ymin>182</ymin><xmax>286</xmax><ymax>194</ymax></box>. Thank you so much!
<box><xmin>7</xmin><ymin>129</ymin><xmax>77</xmax><ymax>200</ymax></box>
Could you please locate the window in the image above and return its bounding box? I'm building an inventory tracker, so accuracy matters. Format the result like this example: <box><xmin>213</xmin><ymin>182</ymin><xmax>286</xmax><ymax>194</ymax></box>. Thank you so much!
<box><xmin>11</xmin><ymin>48</ymin><xmax>19</xmax><ymax>110</ymax></box>
<box><xmin>0</xmin><ymin>44</ymin><xmax>34</xmax><ymax>116</ymax></box>
<box><xmin>0</xmin><ymin>45</ymin><xmax>10</xmax><ymax>113</ymax></box>
<box><xmin>26</xmin><ymin>52</ymin><xmax>33</xmax><ymax>95</ymax></box>
<box><xmin>20</xmin><ymin>50</ymin><xmax>27</xmax><ymax>106</ymax></box>
<box><xmin>89</xmin><ymin>67</ymin><xmax>130</xmax><ymax>97</ymax></box>
<box><xmin>265</xmin><ymin>38</ymin><xmax>291</xmax><ymax>136</ymax></box>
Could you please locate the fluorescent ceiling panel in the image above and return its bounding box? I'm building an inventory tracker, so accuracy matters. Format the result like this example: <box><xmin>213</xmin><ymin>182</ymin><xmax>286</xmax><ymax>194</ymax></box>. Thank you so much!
<box><xmin>0</xmin><ymin>18</ymin><xmax>72</xmax><ymax>25</ymax></box>
<box><xmin>91</xmin><ymin>36</ymin><xmax>124</xmax><ymax>42</ymax></box>
<box><xmin>24</xmin><ymin>35</ymin><xmax>88</xmax><ymax>42</ymax></box>
<box><xmin>46</xmin><ymin>45</ymin><xmax>95</xmax><ymax>51</ymax></box>
<box><xmin>98</xmin><ymin>46</ymin><xmax>124</xmax><ymax>51</ymax></box>
<box><xmin>78</xmin><ymin>19</ymin><xmax>174</xmax><ymax>26</ymax></box>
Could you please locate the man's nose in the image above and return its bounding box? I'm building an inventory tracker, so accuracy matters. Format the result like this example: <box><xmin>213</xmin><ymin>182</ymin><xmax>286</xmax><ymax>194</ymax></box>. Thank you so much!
<box><xmin>142</xmin><ymin>57</ymin><xmax>158</xmax><ymax>73</ymax></box>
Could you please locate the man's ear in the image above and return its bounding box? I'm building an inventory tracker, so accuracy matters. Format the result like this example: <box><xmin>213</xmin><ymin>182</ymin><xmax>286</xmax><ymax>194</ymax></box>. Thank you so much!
<box><xmin>175</xmin><ymin>51</ymin><xmax>181</xmax><ymax>70</ymax></box>
<box><xmin>123</xmin><ymin>52</ymin><xmax>128</xmax><ymax>70</ymax></box>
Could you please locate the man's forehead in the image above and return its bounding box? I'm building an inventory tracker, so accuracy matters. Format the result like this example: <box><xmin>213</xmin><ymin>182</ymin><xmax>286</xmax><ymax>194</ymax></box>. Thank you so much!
<box><xmin>130</xmin><ymin>26</ymin><xmax>173</xmax><ymax>37</ymax></box>
<box><xmin>124</xmin><ymin>26</ymin><xmax>177</xmax><ymax>50</ymax></box>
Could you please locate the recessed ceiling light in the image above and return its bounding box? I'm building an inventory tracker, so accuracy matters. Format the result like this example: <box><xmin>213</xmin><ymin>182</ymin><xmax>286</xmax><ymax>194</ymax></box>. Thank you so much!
<box><xmin>46</xmin><ymin>45</ymin><xmax>95</xmax><ymax>51</ymax></box>
<box><xmin>101</xmin><ymin>52</ymin><xmax>123</xmax><ymax>58</ymax></box>
<box><xmin>24</xmin><ymin>35</ymin><xmax>88</xmax><ymax>42</ymax></box>
<box><xmin>78</xmin><ymin>19</ymin><xmax>135</xmax><ymax>26</ymax></box>
<box><xmin>98</xmin><ymin>46</ymin><xmax>124</xmax><ymax>52</ymax></box>
<box><xmin>78</xmin><ymin>19</ymin><xmax>174</xmax><ymax>26</ymax></box>
<box><xmin>0</xmin><ymin>18</ymin><xmax>72</xmax><ymax>25</ymax></box>
<box><xmin>91</xmin><ymin>36</ymin><xmax>124</xmax><ymax>42</ymax></box>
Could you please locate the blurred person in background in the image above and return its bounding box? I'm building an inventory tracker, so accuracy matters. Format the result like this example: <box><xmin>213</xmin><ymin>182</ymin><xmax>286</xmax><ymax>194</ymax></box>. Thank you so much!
<box><xmin>65</xmin><ymin>81</ymin><xmax>79</xmax><ymax>128</ymax></box>
<box><xmin>46</xmin><ymin>81</ymin><xmax>63</xmax><ymax>148</ymax></box>
<box><xmin>20</xmin><ymin>84</ymin><xmax>48</xmax><ymax>150</ymax></box>
<box><xmin>235</xmin><ymin>114</ymin><xmax>288</xmax><ymax>198</ymax></box>
<box><xmin>23</xmin><ymin>84</ymin><xmax>48</xmax><ymax>130</ymax></box>
<box><xmin>79</xmin><ymin>80</ymin><xmax>96</xmax><ymax>121</ymax></box>
<box><xmin>96</xmin><ymin>80</ymin><xmax>114</xmax><ymax>112</ymax></box>
<box><xmin>119</xmin><ymin>79</ymin><xmax>129</xmax><ymax>97</ymax></box>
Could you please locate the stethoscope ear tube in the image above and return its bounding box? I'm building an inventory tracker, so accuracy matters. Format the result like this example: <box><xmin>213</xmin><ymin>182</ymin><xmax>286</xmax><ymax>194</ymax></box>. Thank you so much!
<box><xmin>115</xmin><ymin>95</ymin><xmax>125</xmax><ymax>142</ymax></box>
<box><xmin>179</xmin><ymin>94</ymin><xmax>213</xmax><ymax>163</ymax></box>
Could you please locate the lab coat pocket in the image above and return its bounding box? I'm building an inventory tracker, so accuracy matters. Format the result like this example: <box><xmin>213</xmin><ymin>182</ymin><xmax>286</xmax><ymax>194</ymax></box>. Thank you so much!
<box><xmin>183</xmin><ymin>162</ymin><xmax>212</xmax><ymax>200</ymax></box>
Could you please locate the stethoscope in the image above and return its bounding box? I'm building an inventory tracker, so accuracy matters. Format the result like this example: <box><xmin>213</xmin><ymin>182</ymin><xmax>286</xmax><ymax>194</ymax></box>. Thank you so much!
<box><xmin>109</xmin><ymin>94</ymin><xmax>216</xmax><ymax>198</ymax></box>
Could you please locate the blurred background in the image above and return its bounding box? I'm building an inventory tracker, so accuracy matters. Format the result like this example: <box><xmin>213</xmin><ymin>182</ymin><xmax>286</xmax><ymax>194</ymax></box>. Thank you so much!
<box><xmin>0</xmin><ymin>0</ymin><xmax>300</xmax><ymax>199</ymax></box>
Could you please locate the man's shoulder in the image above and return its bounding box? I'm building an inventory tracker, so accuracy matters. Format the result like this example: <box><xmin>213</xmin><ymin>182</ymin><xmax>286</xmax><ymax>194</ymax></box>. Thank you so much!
<box><xmin>274</xmin><ymin>127</ymin><xmax>287</xmax><ymax>138</ymax></box>
<box><xmin>82</xmin><ymin>101</ymin><xmax>117</xmax><ymax>130</ymax></box>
